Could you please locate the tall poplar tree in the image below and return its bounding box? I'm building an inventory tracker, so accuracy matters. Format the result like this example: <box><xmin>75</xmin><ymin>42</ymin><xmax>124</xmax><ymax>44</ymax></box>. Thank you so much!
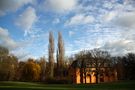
<box><xmin>48</xmin><ymin>31</ymin><xmax>54</xmax><ymax>78</ymax></box>
<box><xmin>57</xmin><ymin>32</ymin><xmax>65</xmax><ymax>77</ymax></box>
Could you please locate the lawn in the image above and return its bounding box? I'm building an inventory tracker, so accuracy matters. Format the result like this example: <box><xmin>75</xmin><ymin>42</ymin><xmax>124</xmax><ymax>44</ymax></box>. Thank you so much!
<box><xmin>0</xmin><ymin>81</ymin><xmax>135</xmax><ymax>90</ymax></box>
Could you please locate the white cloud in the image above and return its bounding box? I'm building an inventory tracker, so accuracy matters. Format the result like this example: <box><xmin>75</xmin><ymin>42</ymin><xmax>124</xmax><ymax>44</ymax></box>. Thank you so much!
<box><xmin>113</xmin><ymin>12</ymin><xmax>135</xmax><ymax>29</ymax></box>
<box><xmin>65</xmin><ymin>43</ymin><xmax>79</xmax><ymax>56</ymax></box>
<box><xmin>101</xmin><ymin>11</ymin><xmax>135</xmax><ymax>56</ymax></box>
<box><xmin>10</xmin><ymin>48</ymin><xmax>31</xmax><ymax>61</ymax></box>
<box><xmin>69</xmin><ymin>31</ymin><xmax>75</xmax><ymax>37</ymax></box>
<box><xmin>103</xmin><ymin>11</ymin><xmax>117</xmax><ymax>22</ymax></box>
<box><xmin>102</xmin><ymin>39</ymin><xmax>135</xmax><ymax>56</ymax></box>
<box><xmin>63</xmin><ymin>0</ymin><xmax>135</xmax><ymax>56</ymax></box>
<box><xmin>0</xmin><ymin>27</ymin><xmax>18</xmax><ymax>50</ymax></box>
<box><xmin>44</xmin><ymin>0</ymin><xmax>77</xmax><ymax>13</ymax></box>
<box><xmin>65</xmin><ymin>14</ymin><xmax>94</xmax><ymax>26</ymax></box>
<box><xmin>100</xmin><ymin>1</ymin><xmax>135</xmax><ymax>56</ymax></box>
<box><xmin>0</xmin><ymin>0</ymin><xmax>34</xmax><ymax>16</ymax></box>
<box><xmin>0</xmin><ymin>27</ymin><xmax>33</xmax><ymax>60</ymax></box>
<box><xmin>15</xmin><ymin>7</ymin><xmax>37</xmax><ymax>36</ymax></box>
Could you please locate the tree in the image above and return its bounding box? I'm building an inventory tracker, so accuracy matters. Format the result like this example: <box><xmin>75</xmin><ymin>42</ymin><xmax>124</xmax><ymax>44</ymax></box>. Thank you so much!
<box><xmin>73</xmin><ymin>49</ymin><xmax>112</xmax><ymax>83</ymax></box>
<box><xmin>0</xmin><ymin>45</ymin><xmax>18</xmax><ymax>81</ymax></box>
<box><xmin>122</xmin><ymin>53</ymin><xmax>135</xmax><ymax>80</ymax></box>
<box><xmin>113</xmin><ymin>52</ymin><xmax>135</xmax><ymax>80</ymax></box>
<box><xmin>38</xmin><ymin>57</ymin><xmax>46</xmax><ymax>81</ymax></box>
<box><xmin>8</xmin><ymin>55</ymin><xmax>18</xmax><ymax>80</ymax></box>
<box><xmin>48</xmin><ymin>31</ymin><xmax>54</xmax><ymax>78</ymax></box>
<box><xmin>74</xmin><ymin>50</ymin><xmax>92</xmax><ymax>83</ymax></box>
<box><xmin>115</xmin><ymin>53</ymin><xmax>135</xmax><ymax>80</ymax></box>
<box><xmin>115</xmin><ymin>56</ymin><xmax>125</xmax><ymax>80</ymax></box>
<box><xmin>0</xmin><ymin>45</ymin><xmax>9</xmax><ymax>56</ymax></box>
<box><xmin>89</xmin><ymin>49</ymin><xmax>112</xmax><ymax>83</ymax></box>
<box><xmin>22</xmin><ymin>59</ymin><xmax>41</xmax><ymax>81</ymax></box>
<box><xmin>57</xmin><ymin>32</ymin><xmax>65</xmax><ymax>78</ymax></box>
<box><xmin>17</xmin><ymin>61</ymin><xmax>25</xmax><ymax>81</ymax></box>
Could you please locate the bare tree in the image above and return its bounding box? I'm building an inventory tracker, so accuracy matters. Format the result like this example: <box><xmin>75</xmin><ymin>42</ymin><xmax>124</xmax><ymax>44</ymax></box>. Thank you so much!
<box><xmin>73</xmin><ymin>49</ymin><xmax>112</xmax><ymax>84</ymax></box>
<box><xmin>48</xmin><ymin>31</ymin><xmax>54</xmax><ymax>78</ymax></box>
<box><xmin>121</xmin><ymin>53</ymin><xmax>135</xmax><ymax>80</ymax></box>
<box><xmin>74</xmin><ymin>50</ymin><xmax>90</xmax><ymax>84</ymax></box>
<box><xmin>89</xmin><ymin>49</ymin><xmax>111</xmax><ymax>83</ymax></box>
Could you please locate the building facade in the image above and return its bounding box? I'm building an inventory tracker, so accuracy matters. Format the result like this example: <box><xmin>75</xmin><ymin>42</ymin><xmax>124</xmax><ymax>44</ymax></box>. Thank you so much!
<box><xmin>69</xmin><ymin>60</ymin><xmax>117</xmax><ymax>84</ymax></box>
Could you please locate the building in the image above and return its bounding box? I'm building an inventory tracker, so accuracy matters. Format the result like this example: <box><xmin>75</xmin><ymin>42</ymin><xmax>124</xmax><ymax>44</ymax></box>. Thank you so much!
<box><xmin>68</xmin><ymin>60</ymin><xmax>117</xmax><ymax>84</ymax></box>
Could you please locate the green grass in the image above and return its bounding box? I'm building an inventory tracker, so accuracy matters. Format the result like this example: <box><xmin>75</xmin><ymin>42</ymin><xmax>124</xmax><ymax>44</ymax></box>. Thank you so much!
<box><xmin>0</xmin><ymin>81</ymin><xmax>135</xmax><ymax>90</ymax></box>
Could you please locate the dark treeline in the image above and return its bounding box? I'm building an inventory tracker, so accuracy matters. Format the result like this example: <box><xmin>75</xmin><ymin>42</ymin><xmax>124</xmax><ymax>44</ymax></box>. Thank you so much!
<box><xmin>0</xmin><ymin>32</ymin><xmax>135</xmax><ymax>83</ymax></box>
<box><xmin>115</xmin><ymin>53</ymin><xmax>135</xmax><ymax>80</ymax></box>
<box><xmin>69</xmin><ymin>49</ymin><xmax>135</xmax><ymax>83</ymax></box>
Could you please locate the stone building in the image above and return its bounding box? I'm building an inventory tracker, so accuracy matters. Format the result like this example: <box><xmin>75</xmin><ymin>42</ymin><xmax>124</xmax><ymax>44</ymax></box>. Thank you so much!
<box><xmin>68</xmin><ymin>60</ymin><xmax>117</xmax><ymax>84</ymax></box>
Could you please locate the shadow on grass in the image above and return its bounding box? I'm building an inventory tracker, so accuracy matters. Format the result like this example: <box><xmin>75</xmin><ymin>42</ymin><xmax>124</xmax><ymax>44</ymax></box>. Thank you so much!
<box><xmin>0</xmin><ymin>81</ymin><xmax>135</xmax><ymax>90</ymax></box>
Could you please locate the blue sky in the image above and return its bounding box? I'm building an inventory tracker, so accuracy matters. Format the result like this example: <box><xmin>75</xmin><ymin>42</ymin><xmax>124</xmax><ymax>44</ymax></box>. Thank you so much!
<box><xmin>0</xmin><ymin>0</ymin><xmax>135</xmax><ymax>60</ymax></box>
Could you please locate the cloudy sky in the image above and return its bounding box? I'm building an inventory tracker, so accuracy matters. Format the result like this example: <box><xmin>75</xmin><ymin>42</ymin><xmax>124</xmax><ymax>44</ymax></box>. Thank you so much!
<box><xmin>0</xmin><ymin>0</ymin><xmax>135</xmax><ymax>60</ymax></box>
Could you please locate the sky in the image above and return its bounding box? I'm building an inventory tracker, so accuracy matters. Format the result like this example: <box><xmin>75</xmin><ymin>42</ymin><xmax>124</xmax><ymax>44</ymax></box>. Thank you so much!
<box><xmin>0</xmin><ymin>0</ymin><xmax>135</xmax><ymax>61</ymax></box>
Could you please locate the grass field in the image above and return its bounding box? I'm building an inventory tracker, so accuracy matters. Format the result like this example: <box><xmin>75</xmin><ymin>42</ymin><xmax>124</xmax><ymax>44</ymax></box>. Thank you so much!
<box><xmin>0</xmin><ymin>81</ymin><xmax>135</xmax><ymax>90</ymax></box>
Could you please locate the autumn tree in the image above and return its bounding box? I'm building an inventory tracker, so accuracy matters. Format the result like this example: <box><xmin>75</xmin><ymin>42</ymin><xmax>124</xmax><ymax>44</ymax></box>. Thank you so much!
<box><xmin>48</xmin><ymin>31</ymin><xmax>54</xmax><ymax>78</ymax></box>
<box><xmin>22</xmin><ymin>59</ymin><xmax>41</xmax><ymax>81</ymax></box>
<box><xmin>17</xmin><ymin>61</ymin><xmax>25</xmax><ymax>81</ymax></box>
<box><xmin>0</xmin><ymin>45</ymin><xmax>18</xmax><ymax>81</ymax></box>
<box><xmin>0</xmin><ymin>45</ymin><xmax>9</xmax><ymax>56</ymax></box>
<box><xmin>38</xmin><ymin>57</ymin><xmax>46</xmax><ymax>81</ymax></box>
<box><xmin>8</xmin><ymin>55</ymin><xmax>18</xmax><ymax>80</ymax></box>
<box><xmin>57</xmin><ymin>32</ymin><xmax>65</xmax><ymax>78</ymax></box>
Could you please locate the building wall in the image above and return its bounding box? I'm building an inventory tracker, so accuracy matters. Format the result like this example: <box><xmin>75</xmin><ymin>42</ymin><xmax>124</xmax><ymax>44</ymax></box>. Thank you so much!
<box><xmin>75</xmin><ymin>68</ymin><xmax>97</xmax><ymax>84</ymax></box>
<box><xmin>69</xmin><ymin>67</ymin><xmax>117</xmax><ymax>84</ymax></box>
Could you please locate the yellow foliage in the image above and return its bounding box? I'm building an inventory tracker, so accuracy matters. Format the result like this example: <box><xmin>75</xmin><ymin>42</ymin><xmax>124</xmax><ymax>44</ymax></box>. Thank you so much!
<box><xmin>23</xmin><ymin>59</ymin><xmax>41</xmax><ymax>81</ymax></box>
